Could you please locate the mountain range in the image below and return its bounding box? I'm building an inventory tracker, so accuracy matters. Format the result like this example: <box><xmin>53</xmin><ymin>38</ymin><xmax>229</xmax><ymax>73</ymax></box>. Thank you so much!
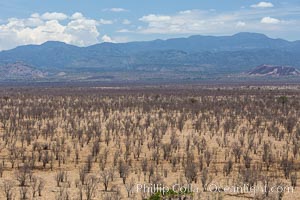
<box><xmin>249</xmin><ymin>65</ymin><xmax>300</xmax><ymax>76</ymax></box>
<box><xmin>0</xmin><ymin>32</ymin><xmax>300</xmax><ymax>82</ymax></box>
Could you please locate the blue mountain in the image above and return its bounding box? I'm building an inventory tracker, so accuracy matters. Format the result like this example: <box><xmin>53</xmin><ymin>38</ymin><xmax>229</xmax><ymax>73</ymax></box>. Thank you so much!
<box><xmin>0</xmin><ymin>32</ymin><xmax>299</xmax><ymax>81</ymax></box>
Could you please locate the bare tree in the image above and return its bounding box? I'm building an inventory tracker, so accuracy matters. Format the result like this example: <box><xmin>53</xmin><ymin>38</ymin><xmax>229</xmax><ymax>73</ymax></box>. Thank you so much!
<box><xmin>232</xmin><ymin>142</ymin><xmax>242</xmax><ymax>163</ymax></box>
<box><xmin>0</xmin><ymin>163</ymin><xmax>4</xmax><ymax>177</ymax></box>
<box><xmin>118</xmin><ymin>159</ymin><xmax>129</xmax><ymax>184</ymax></box>
<box><xmin>84</xmin><ymin>175</ymin><xmax>99</xmax><ymax>200</ymax></box>
<box><xmin>30</xmin><ymin>176</ymin><xmax>39</xmax><ymax>198</ymax></box>
<box><xmin>223</xmin><ymin>159</ymin><xmax>233</xmax><ymax>176</ymax></box>
<box><xmin>55</xmin><ymin>170</ymin><xmax>68</xmax><ymax>187</ymax></box>
<box><xmin>201</xmin><ymin>168</ymin><xmax>212</xmax><ymax>192</ymax></box>
<box><xmin>38</xmin><ymin>178</ymin><xmax>45</xmax><ymax>196</ymax></box>
<box><xmin>15</xmin><ymin>164</ymin><xmax>31</xmax><ymax>187</ymax></box>
<box><xmin>124</xmin><ymin>178</ymin><xmax>135</xmax><ymax>198</ymax></box>
<box><xmin>100</xmin><ymin>169</ymin><xmax>112</xmax><ymax>191</ymax></box>
<box><xmin>3</xmin><ymin>180</ymin><xmax>15</xmax><ymax>200</ymax></box>
<box><xmin>19</xmin><ymin>186</ymin><xmax>29</xmax><ymax>200</ymax></box>
<box><xmin>79</xmin><ymin>166</ymin><xmax>88</xmax><ymax>185</ymax></box>
<box><xmin>185</xmin><ymin>161</ymin><xmax>198</xmax><ymax>183</ymax></box>
<box><xmin>290</xmin><ymin>173</ymin><xmax>297</xmax><ymax>188</ymax></box>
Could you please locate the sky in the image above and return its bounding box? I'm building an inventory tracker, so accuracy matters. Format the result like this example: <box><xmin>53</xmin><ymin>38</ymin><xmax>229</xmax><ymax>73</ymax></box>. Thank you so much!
<box><xmin>0</xmin><ymin>0</ymin><xmax>300</xmax><ymax>50</ymax></box>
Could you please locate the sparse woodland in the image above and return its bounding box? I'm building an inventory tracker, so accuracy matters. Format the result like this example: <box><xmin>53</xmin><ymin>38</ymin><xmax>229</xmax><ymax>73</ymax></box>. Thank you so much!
<box><xmin>0</xmin><ymin>86</ymin><xmax>299</xmax><ymax>200</ymax></box>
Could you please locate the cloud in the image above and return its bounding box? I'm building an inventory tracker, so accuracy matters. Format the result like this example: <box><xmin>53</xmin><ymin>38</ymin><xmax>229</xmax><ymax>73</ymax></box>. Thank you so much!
<box><xmin>41</xmin><ymin>12</ymin><xmax>68</xmax><ymax>21</ymax></box>
<box><xmin>179</xmin><ymin>10</ymin><xmax>192</xmax><ymax>14</ymax></box>
<box><xmin>251</xmin><ymin>2</ymin><xmax>274</xmax><ymax>8</ymax></box>
<box><xmin>261</xmin><ymin>16</ymin><xmax>280</xmax><ymax>24</ymax></box>
<box><xmin>104</xmin><ymin>8</ymin><xmax>128</xmax><ymax>12</ymax></box>
<box><xmin>65</xmin><ymin>17</ymin><xmax>100</xmax><ymax>46</ymax></box>
<box><xmin>117</xmin><ymin>29</ymin><xmax>131</xmax><ymax>33</ymax></box>
<box><xmin>7</xmin><ymin>16</ymin><xmax>44</xmax><ymax>27</ymax></box>
<box><xmin>99</xmin><ymin>19</ymin><xmax>113</xmax><ymax>25</ymax></box>
<box><xmin>71</xmin><ymin>12</ymin><xmax>84</xmax><ymax>20</ymax></box>
<box><xmin>138</xmin><ymin>10</ymin><xmax>243</xmax><ymax>34</ymax></box>
<box><xmin>236</xmin><ymin>21</ymin><xmax>246</xmax><ymax>27</ymax></box>
<box><xmin>0</xmin><ymin>12</ymin><xmax>101</xmax><ymax>50</ymax></box>
<box><xmin>101</xmin><ymin>34</ymin><xmax>115</xmax><ymax>42</ymax></box>
<box><xmin>122</xmin><ymin>19</ymin><xmax>131</xmax><ymax>25</ymax></box>
<box><xmin>136</xmin><ymin>8</ymin><xmax>299</xmax><ymax>36</ymax></box>
<box><xmin>31</xmin><ymin>13</ymin><xmax>40</xmax><ymax>18</ymax></box>
<box><xmin>140</xmin><ymin>14</ymin><xmax>171</xmax><ymax>22</ymax></box>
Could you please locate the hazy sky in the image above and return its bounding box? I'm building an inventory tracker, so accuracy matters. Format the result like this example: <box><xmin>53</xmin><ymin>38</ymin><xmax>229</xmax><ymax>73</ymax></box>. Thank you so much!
<box><xmin>0</xmin><ymin>0</ymin><xmax>300</xmax><ymax>50</ymax></box>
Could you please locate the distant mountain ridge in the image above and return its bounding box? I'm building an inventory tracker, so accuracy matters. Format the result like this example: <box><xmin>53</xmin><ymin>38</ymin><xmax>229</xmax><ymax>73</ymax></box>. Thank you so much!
<box><xmin>0</xmin><ymin>62</ymin><xmax>46</xmax><ymax>79</ymax></box>
<box><xmin>249</xmin><ymin>65</ymin><xmax>300</xmax><ymax>76</ymax></box>
<box><xmin>0</xmin><ymin>32</ymin><xmax>300</xmax><ymax>82</ymax></box>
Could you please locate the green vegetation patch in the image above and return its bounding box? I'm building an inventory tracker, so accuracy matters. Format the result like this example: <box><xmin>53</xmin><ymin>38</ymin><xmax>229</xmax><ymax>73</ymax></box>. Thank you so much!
<box><xmin>147</xmin><ymin>189</ymin><xmax>193</xmax><ymax>200</ymax></box>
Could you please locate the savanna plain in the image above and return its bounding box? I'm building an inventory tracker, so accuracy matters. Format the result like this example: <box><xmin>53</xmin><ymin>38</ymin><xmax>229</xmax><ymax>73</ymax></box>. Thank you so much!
<box><xmin>0</xmin><ymin>85</ymin><xmax>299</xmax><ymax>200</ymax></box>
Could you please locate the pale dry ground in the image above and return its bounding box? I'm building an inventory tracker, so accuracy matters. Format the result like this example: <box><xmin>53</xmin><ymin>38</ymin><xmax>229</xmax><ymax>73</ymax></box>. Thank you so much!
<box><xmin>0</xmin><ymin>87</ymin><xmax>299</xmax><ymax>200</ymax></box>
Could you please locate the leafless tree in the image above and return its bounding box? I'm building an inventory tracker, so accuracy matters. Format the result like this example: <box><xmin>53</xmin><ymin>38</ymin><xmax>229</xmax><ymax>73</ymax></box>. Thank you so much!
<box><xmin>125</xmin><ymin>178</ymin><xmax>135</xmax><ymax>198</ymax></box>
<box><xmin>185</xmin><ymin>161</ymin><xmax>198</xmax><ymax>183</ymax></box>
<box><xmin>100</xmin><ymin>169</ymin><xmax>112</xmax><ymax>191</ymax></box>
<box><xmin>38</xmin><ymin>178</ymin><xmax>45</xmax><ymax>196</ymax></box>
<box><xmin>3</xmin><ymin>180</ymin><xmax>15</xmax><ymax>200</ymax></box>
<box><xmin>201</xmin><ymin>168</ymin><xmax>212</xmax><ymax>192</ymax></box>
<box><xmin>84</xmin><ymin>175</ymin><xmax>99</xmax><ymax>200</ymax></box>
<box><xmin>15</xmin><ymin>164</ymin><xmax>31</xmax><ymax>187</ymax></box>
<box><xmin>19</xmin><ymin>186</ymin><xmax>29</xmax><ymax>200</ymax></box>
